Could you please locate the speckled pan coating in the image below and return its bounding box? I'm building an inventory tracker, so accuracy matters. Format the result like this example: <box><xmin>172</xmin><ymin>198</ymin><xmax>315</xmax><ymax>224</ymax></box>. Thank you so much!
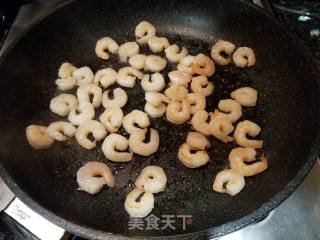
<box><xmin>0</xmin><ymin>0</ymin><xmax>319</xmax><ymax>239</ymax></box>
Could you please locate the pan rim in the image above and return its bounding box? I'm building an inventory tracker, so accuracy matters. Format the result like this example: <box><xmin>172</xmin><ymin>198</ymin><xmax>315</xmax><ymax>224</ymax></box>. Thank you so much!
<box><xmin>0</xmin><ymin>0</ymin><xmax>319</xmax><ymax>239</ymax></box>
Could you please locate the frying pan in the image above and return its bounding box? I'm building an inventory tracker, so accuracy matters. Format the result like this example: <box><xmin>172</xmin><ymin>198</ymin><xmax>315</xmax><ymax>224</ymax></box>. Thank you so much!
<box><xmin>0</xmin><ymin>0</ymin><xmax>319</xmax><ymax>239</ymax></box>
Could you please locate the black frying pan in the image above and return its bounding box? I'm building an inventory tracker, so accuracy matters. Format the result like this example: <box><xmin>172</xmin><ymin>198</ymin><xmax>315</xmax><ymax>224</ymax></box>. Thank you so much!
<box><xmin>0</xmin><ymin>0</ymin><xmax>319</xmax><ymax>239</ymax></box>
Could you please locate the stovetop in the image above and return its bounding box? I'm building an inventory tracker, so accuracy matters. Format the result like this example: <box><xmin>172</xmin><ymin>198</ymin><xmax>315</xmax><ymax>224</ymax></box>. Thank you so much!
<box><xmin>0</xmin><ymin>1</ymin><xmax>319</xmax><ymax>239</ymax></box>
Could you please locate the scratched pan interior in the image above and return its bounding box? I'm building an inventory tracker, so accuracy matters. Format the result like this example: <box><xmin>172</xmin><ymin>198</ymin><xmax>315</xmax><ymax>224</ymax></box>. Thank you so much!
<box><xmin>0</xmin><ymin>0</ymin><xmax>319</xmax><ymax>239</ymax></box>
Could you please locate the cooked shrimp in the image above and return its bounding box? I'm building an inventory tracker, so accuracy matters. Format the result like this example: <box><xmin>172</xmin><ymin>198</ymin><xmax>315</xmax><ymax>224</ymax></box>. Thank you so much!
<box><xmin>213</xmin><ymin>169</ymin><xmax>245</xmax><ymax>196</ymax></box>
<box><xmin>164</xmin><ymin>84</ymin><xmax>188</xmax><ymax>101</ymax></box>
<box><xmin>230</xmin><ymin>87</ymin><xmax>257</xmax><ymax>107</ymax></box>
<box><xmin>148</xmin><ymin>36</ymin><xmax>170</xmax><ymax>52</ymax></box>
<box><xmin>165</xmin><ymin>44</ymin><xmax>188</xmax><ymax>63</ymax></box>
<box><xmin>129</xmin><ymin>128</ymin><xmax>159</xmax><ymax>156</ymax></box>
<box><xmin>77</xmin><ymin>161</ymin><xmax>115</xmax><ymax>195</ymax></box>
<box><xmin>55</xmin><ymin>77</ymin><xmax>76</xmax><ymax>91</ymax></box>
<box><xmin>118</xmin><ymin>42</ymin><xmax>139</xmax><ymax>62</ymax></box>
<box><xmin>234</xmin><ymin>120</ymin><xmax>263</xmax><ymax>149</ymax></box>
<box><xmin>187</xmin><ymin>93</ymin><xmax>206</xmax><ymax>115</ymax></box>
<box><xmin>190</xmin><ymin>53</ymin><xmax>215</xmax><ymax>77</ymax></box>
<box><xmin>168</xmin><ymin>70</ymin><xmax>192</xmax><ymax>86</ymax></box>
<box><xmin>166</xmin><ymin>99</ymin><xmax>191</xmax><ymax>124</ymax></box>
<box><xmin>93</xmin><ymin>68</ymin><xmax>117</xmax><ymax>88</ymax></box>
<box><xmin>125</xmin><ymin>187</ymin><xmax>154</xmax><ymax>218</ymax></box>
<box><xmin>229</xmin><ymin>147</ymin><xmax>268</xmax><ymax>176</ymax></box>
<box><xmin>145</xmin><ymin>92</ymin><xmax>169</xmax><ymax>107</ymax></box>
<box><xmin>218</xmin><ymin>99</ymin><xmax>242</xmax><ymax>122</ymax></box>
<box><xmin>211</xmin><ymin>40</ymin><xmax>236</xmax><ymax>65</ymax></box>
<box><xmin>75</xmin><ymin>120</ymin><xmax>106</xmax><ymax>149</ymax></box>
<box><xmin>47</xmin><ymin>121</ymin><xmax>76</xmax><ymax>141</ymax></box>
<box><xmin>177</xmin><ymin>55</ymin><xmax>196</xmax><ymax>74</ymax></box>
<box><xmin>186</xmin><ymin>132</ymin><xmax>210</xmax><ymax>150</ymax></box>
<box><xmin>144</xmin><ymin>55</ymin><xmax>167</xmax><ymax>72</ymax></box>
<box><xmin>178</xmin><ymin>143</ymin><xmax>209</xmax><ymax>168</ymax></box>
<box><xmin>144</xmin><ymin>102</ymin><xmax>166</xmax><ymax>118</ymax></box>
<box><xmin>117</xmin><ymin>67</ymin><xmax>143</xmax><ymax>88</ymax></box>
<box><xmin>135</xmin><ymin>166</ymin><xmax>167</xmax><ymax>193</ymax></box>
<box><xmin>99</xmin><ymin>107</ymin><xmax>123</xmax><ymax>133</ymax></box>
<box><xmin>77</xmin><ymin>84</ymin><xmax>102</xmax><ymax>108</ymax></box>
<box><xmin>72</xmin><ymin>66</ymin><xmax>94</xmax><ymax>86</ymax></box>
<box><xmin>141</xmin><ymin>73</ymin><xmax>165</xmax><ymax>92</ymax></box>
<box><xmin>209</xmin><ymin>111</ymin><xmax>234</xmax><ymax>143</ymax></box>
<box><xmin>128</xmin><ymin>54</ymin><xmax>146</xmax><ymax>70</ymax></box>
<box><xmin>191</xmin><ymin>110</ymin><xmax>211</xmax><ymax>136</ymax></box>
<box><xmin>58</xmin><ymin>62</ymin><xmax>77</xmax><ymax>79</ymax></box>
<box><xmin>26</xmin><ymin>125</ymin><xmax>54</xmax><ymax>149</ymax></box>
<box><xmin>123</xmin><ymin>110</ymin><xmax>150</xmax><ymax>134</ymax></box>
<box><xmin>102</xmin><ymin>87</ymin><xmax>128</xmax><ymax>108</ymax></box>
<box><xmin>50</xmin><ymin>94</ymin><xmax>77</xmax><ymax>116</ymax></box>
<box><xmin>102</xmin><ymin>133</ymin><xmax>133</xmax><ymax>162</ymax></box>
<box><xmin>68</xmin><ymin>102</ymin><xmax>95</xmax><ymax>126</ymax></box>
<box><xmin>135</xmin><ymin>21</ymin><xmax>156</xmax><ymax>45</ymax></box>
<box><xmin>233</xmin><ymin>47</ymin><xmax>256</xmax><ymax>68</ymax></box>
<box><xmin>95</xmin><ymin>37</ymin><xmax>119</xmax><ymax>60</ymax></box>
<box><xmin>191</xmin><ymin>76</ymin><xmax>214</xmax><ymax>97</ymax></box>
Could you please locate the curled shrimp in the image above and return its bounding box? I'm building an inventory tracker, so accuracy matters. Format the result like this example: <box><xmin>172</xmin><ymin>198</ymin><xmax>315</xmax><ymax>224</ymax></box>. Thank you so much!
<box><xmin>118</xmin><ymin>42</ymin><xmax>139</xmax><ymax>62</ymax></box>
<box><xmin>187</xmin><ymin>93</ymin><xmax>206</xmax><ymax>115</ymax></box>
<box><xmin>144</xmin><ymin>102</ymin><xmax>166</xmax><ymax>118</ymax></box>
<box><xmin>166</xmin><ymin>99</ymin><xmax>191</xmax><ymax>124</ymax></box>
<box><xmin>55</xmin><ymin>77</ymin><xmax>76</xmax><ymax>91</ymax></box>
<box><xmin>102</xmin><ymin>87</ymin><xmax>128</xmax><ymax>109</ymax></box>
<box><xmin>77</xmin><ymin>161</ymin><xmax>115</xmax><ymax>195</ymax></box>
<box><xmin>125</xmin><ymin>187</ymin><xmax>154</xmax><ymax>218</ymax></box>
<box><xmin>178</xmin><ymin>143</ymin><xmax>209</xmax><ymax>168</ymax></box>
<box><xmin>75</xmin><ymin>120</ymin><xmax>106</xmax><ymax>149</ymax></box>
<box><xmin>145</xmin><ymin>92</ymin><xmax>169</xmax><ymax>107</ymax></box>
<box><xmin>165</xmin><ymin>44</ymin><xmax>188</xmax><ymax>63</ymax></box>
<box><xmin>95</xmin><ymin>37</ymin><xmax>119</xmax><ymax>60</ymax></box>
<box><xmin>123</xmin><ymin>110</ymin><xmax>150</xmax><ymax>134</ymax></box>
<box><xmin>191</xmin><ymin>76</ymin><xmax>214</xmax><ymax>97</ymax></box>
<box><xmin>72</xmin><ymin>66</ymin><xmax>94</xmax><ymax>86</ymax></box>
<box><xmin>141</xmin><ymin>73</ymin><xmax>165</xmax><ymax>92</ymax></box>
<box><xmin>190</xmin><ymin>53</ymin><xmax>215</xmax><ymax>77</ymax></box>
<box><xmin>144</xmin><ymin>55</ymin><xmax>167</xmax><ymax>72</ymax></box>
<box><xmin>218</xmin><ymin>99</ymin><xmax>242</xmax><ymax>123</ymax></box>
<box><xmin>68</xmin><ymin>102</ymin><xmax>95</xmax><ymax>126</ymax></box>
<box><xmin>47</xmin><ymin>121</ymin><xmax>76</xmax><ymax>141</ymax></box>
<box><xmin>93</xmin><ymin>68</ymin><xmax>117</xmax><ymax>88</ymax></box>
<box><xmin>164</xmin><ymin>84</ymin><xmax>188</xmax><ymax>101</ymax></box>
<box><xmin>177</xmin><ymin>55</ymin><xmax>196</xmax><ymax>74</ymax></box>
<box><xmin>229</xmin><ymin>147</ymin><xmax>268</xmax><ymax>176</ymax></box>
<box><xmin>211</xmin><ymin>40</ymin><xmax>236</xmax><ymax>65</ymax></box>
<box><xmin>50</xmin><ymin>94</ymin><xmax>77</xmax><ymax>117</ymax></box>
<box><xmin>148</xmin><ymin>36</ymin><xmax>170</xmax><ymax>52</ymax></box>
<box><xmin>191</xmin><ymin>110</ymin><xmax>211</xmax><ymax>136</ymax></box>
<box><xmin>186</xmin><ymin>132</ymin><xmax>210</xmax><ymax>150</ymax></box>
<box><xmin>129</xmin><ymin>128</ymin><xmax>160</xmax><ymax>156</ymax></box>
<box><xmin>213</xmin><ymin>169</ymin><xmax>245</xmax><ymax>196</ymax></box>
<box><xmin>99</xmin><ymin>107</ymin><xmax>123</xmax><ymax>133</ymax></box>
<box><xmin>102</xmin><ymin>133</ymin><xmax>133</xmax><ymax>162</ymax></box>
<box><xmin>129</xmin><ymin>54</ymin><xmax>146</xmax><ymax>70</ymax></box>
<box><xmin>231</xmin><ymin>87</ymin><xmax>257</xmax><ymax>107</ymax></box>
<box><xmin>77</xmin><ymin>84</ymin><xmax>102</xmax><ymax>108</ymax></box>
<box><xmin>168</xmin><ymin>70</ymin><xmax>192</xmax><ymax>86</ymax></box>
<box><xmin>135</xmin><ymin>166</ymin><xmax>167</xmax><ymax>193</ymax></box>
<box><xmin>234</xmin><ymin>120</ymin><xmax>263</xmax><ymax>149</ymax></box>
<box><xmin>233</xmin><ymin>47</ymin><xmax>256</xmax><ymax>68</ymax></box>
<box><xmin>209</xmin><ymin>110</ymin><xmax>234</xmax><ymax>143</ymax></box>
<box><xmin>58</xmin><ymin>62</ymin><xmax>77</xmax><ymax>79</ymax></box>
<box><xmin>135</xmin><ymin>21</ymin><xmax>156</xmax><ymax>45</ymax></box>
<box><xmin>117</xmin><ymin>67</ymin><xmax>143</xmax><ymax>88</ymax></box>
<box><xmin>26</xmin><ymin>125</ymin><xmax>54</xmax><ymax>149</ymax></box>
